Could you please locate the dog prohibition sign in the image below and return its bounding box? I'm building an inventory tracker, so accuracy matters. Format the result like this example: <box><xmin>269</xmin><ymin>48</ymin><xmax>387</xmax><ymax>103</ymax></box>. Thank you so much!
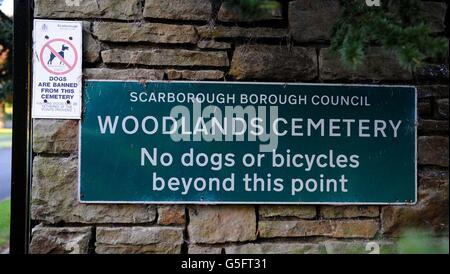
<box><xmin>39</xmin><ymin>38</ymin><xmax>78</xmax><ymax>75</ymax></box>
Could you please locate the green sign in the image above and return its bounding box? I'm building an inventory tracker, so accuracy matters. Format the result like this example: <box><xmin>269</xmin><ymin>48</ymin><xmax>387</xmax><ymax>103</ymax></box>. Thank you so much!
<box><xmin>80</xmin><ymin>80</ymin><xmax>416</xmax><ymax>204</ymax></box>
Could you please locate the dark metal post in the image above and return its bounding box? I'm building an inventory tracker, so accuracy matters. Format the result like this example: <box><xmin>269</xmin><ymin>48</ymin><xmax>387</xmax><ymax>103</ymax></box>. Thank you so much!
<box><xmin>10</xmin><ymin>0</ymin><xmax>32</xmax><ymax>254</ymax></box>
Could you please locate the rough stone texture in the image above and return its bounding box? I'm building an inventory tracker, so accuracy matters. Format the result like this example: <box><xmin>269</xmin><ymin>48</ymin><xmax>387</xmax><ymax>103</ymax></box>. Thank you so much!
<box><xmin>143</xmin><ymin>0</ymin><xmax>211</xmax><ymax>21</ymax></box>
<box><xmin>415</xmin><ymin>64</ymin><xmax>449</xmax><ymax>80</ymax></box>
<box><xmin>32</xmin><ymin>156</ymin><xmax>157</xmax><ymax>224</ymax></box>
<box><xmin>157</xmin><ymin>205</ymin><xmax>185</xmax><ymax>226</ymax></box>
<box><xmin>33</xmin><ymin>119</ymin><xmax>78</xmax><ymax>154</ymax></box>
<box><xmin>82</xmin><ymin>22</ymin><xmax>101</xmax><ymax>63</ymax></box>
<box><xmin>188</xmin><ymin>245</ymin><xmax>223</xmax><ymax>254</ymax></box>
<box><xmin>419</xmin><ymin>168</ymin><xmax>449</xmax><ymax>188</ymax></box>
<box><xmin>188</xmin><ymin>205</ymin><xmax>257</xmax><ymax>244</ymax></box>
<box><xmin>34</xmin><ymin>0</ymin><xmax>142</xmax><ymax>20</ymax></box>
<box><xmin>259</xmin><ymin>205</ymin><xmax>316</xmax><ymax>219</ymax></box>
<box><xmin>259</xmin><ymin>219</ymin><xmax>379</xmax><ymax>239</ymax></box>
<box><xmin>332</xmin><ymin>220</ymin><xmax>380</xmax><ymax>238</ymax></box>
<box><xmin>101</xmin><ymin>49</ymin><xmax>229</xmax><ymax>67</ymax></box>
<box><xmin>93</xmin><ymin>22</ymin><xmax>198</xmax><ymax>44</ymax></box>
<box><xmin>226</xmin><ymin>242</ymin><xmax>320</xmax><ymax>254</ymax></box>
<box><xmin>218</xmin><ymin>1</ymin><xmax>282</xmax><ymax>22</ymax></box>
<box><xmin>320</xmin><ymin>48</ymin><xmax>413</xmax><ymax>81</ymax></box>
<box><xmin>418</xmin><ymin>136</ymin><xmax>449</xmax><ymax>167</ymax></box>
<box><xmin>320</xmin><ymin>206</ymin><xmax>379</xmax><ymax>219</ymax></box>
<box><xmin>418</xmin><ymin>101</ymin><xmax>432</xmax><ymax>118</ymax></box>
<box><xmin>197</xmin><ymin>40</ymin><xmax>232</xmax><ymax>50</ymax></box>
<box><xmin>289</xmin><ymin>0</ymin><xmax>341</xmax><ymax>42</ymax></box>
<box><xmin>84</xmin><ymin>68</ymin><xmax>165</xmax><ymax>81</ymax></box>
<box><xmin>417</xmin><ymin>85</ymin><xmax>449</xmax><ymax>99</ymax></box>
<box><xmin>30</xmin><ymin>225</ymin><xmax>92</xmax><ymax>254</ymax></box>
<box><xmin>96</xmin><ymin>227</ymin><xmax>183</xmax><ymax>254</ymax></box>
<box><xmin>322</xmin><ymin>240</ymin><xmax>396</xmax><ymax>254</ymax></box>
<box><xmin>166</xmin><ymin>69</ymin><xmax>224</xmax><ymax>80</ymax></box>
<box><xmin>197</xmin><ymin>25</ymin><xmax>288</xmax><ymax>39</ymax></box>
<box><xmin>230</xmin><ymin>45</ymin><xmax>317</xmax><ymax>81</ymax></box>
<box><xmin>422</xmin><ymin>1</ymin><xmax>447</xmax><ymax>33</ymax></box>
<box><xmin>418</xmin><ymin>119</ymin><xmax>449</xmax><ymax>135</ymax></box>
<box><xmin>435</xmin><ymin>98</ymin><xmax>449</xmax><ymax>119</ymax></box>
<box><xmin>381</xmin><ymin>172</ymin><xmax>449</xmax><ymax>236</ymax></box>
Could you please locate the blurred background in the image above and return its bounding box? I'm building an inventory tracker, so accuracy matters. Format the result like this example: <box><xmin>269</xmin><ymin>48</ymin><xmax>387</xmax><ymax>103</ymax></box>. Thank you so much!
<box><xmin>0</xmin><ymin>0</ymin><xmax>12</xmax><ymax>255</ymax></box>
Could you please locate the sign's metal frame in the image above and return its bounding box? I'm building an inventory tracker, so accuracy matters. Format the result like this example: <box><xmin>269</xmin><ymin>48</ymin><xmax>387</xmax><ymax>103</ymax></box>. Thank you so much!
<box><xmin>79</xmin><ymin>80</ymin><xmax>418</xmax><ymax>206</ymax></box>
<box><xmin>10</xmin><ymin>0</ymin><xmax>33</xmax><ymax>254</ymax></box>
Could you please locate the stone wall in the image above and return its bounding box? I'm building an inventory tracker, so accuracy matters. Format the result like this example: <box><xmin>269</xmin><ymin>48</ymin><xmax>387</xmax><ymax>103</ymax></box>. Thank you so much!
<box><xmin>29</xmin><ymin>0</ymin><xmax>449</xmax><ymax>254</ymax></box>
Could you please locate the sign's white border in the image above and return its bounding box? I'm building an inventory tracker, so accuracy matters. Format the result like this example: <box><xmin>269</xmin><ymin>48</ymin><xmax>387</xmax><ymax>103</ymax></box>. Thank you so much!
<box><xmin>78</xmin><ymin>80</ymin><xmax>418</xmax><ymax>205</ymax></box>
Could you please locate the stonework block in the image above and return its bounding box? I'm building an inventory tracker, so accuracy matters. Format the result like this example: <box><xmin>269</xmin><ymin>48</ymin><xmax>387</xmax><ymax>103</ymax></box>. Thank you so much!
<box><xmin>259</xmin><ymin>205</ymin><xmax>316</xmax><ymax>219</ymax></box>
<box><xmin>418</xmin><ymin>119</ymin><xmax>449</xmax><ymax>135</ymax></box>
<box><xmin>197</xmin><ymin>25</ymin><xmax>288</xmax><ymax>40</ymax></box>
<box><xmin>82</xmin><ymin>22</ymin><xmax>101</xmax><ymax>63</ymax></box>
<box><xmin>289</xmin><ymin>0</ymin><xmax>341</xmax><ymax>42</ymax></box>
<box><xmin>319</xmin><ymin>48</ymin><xmax>413</xmax><ymax>81</ymax></box>
<box><xmin>197</xmin><ymin>40</ymin><xmax>232</xmax><ymax>50</ymax></box>
<box><xmin>157</xmin><ymin>205</ymin><xmax>186</xmax><ymax>226</ymax></box>
<box><xmin>84</xmin><ymin>68</ymin><xmax>165</xmax><ymax>81</ymax></box>
<box><xmin>144</xmin><ymin>0</ymin><xmax>211</xmax><ymax>21</ymax></box>
<box><xmin>434</xmin><ymin>98</ymin><xmax>449</xmax><ymax>120</ymax></box>
<box><xmin>230</xmin><ymin>45</ymin><xmax>317</xmax><ymax>81</ymax></box>
<box><xmin>381</xmin><ymin>173</ymin><xmax>449</xmax><ymax>236</ymax></box>
<box><xmin>32</xmin><ymin>156</ymin><xmax>157</xmax><ymax>224</ymax></box>
<box><xmin>30</xmin><ymin>225</ymin><xmax>92</xmax><ymax>254</ymax></box>
<box><xmin>166</xmin><ymin>69</ymin><xmax>224</xmax><ymax>80</ymax></box>
<box><xmin>188</xmin><ymin>245</ymin><xmax>223</xmax><ymax>254</ymax></box>
<box><xmin>418</xmin><ymin>101</ymin><xmax>432</xmax><ymax>118</ymax></box>
<box><xmin>188</xmin><ymin>205</ymin><xmax>257</xmax><ymax>244</ymax></box>
<box><xmin>418</xmin><ymin>136</ymin><xmax>449</xmax><ymax>167</ymax></box>
<box><xmin>422</xmin><ymin>1</ymin><xmax>447</xmax><ymax>33</ymax></box>
<box><xmin>417</xmin><ymin>85</ymin><xmax>449</xmax><ymax>99</ymax></box>
<box><xmin>415</xmin><ymin>64</ymin><xmax>449</xmax><ymax>80</ymax></box>
<box><xmin>101</xmin><ymin>49</ymin><xmax>229</xmax><ymax>67</ymax></box>
<box><xmin>259</xmin><ymin>219</ymin><xmax>379</xmax><ymax>239</ymax></box>
<box><xmin>225</xmin><ymin>242</ymin><xmax>320</xmax><ymax>254</ymax></box>
<box><xmin>218</xmin><ymin>2</ymin><xmax>282</xmax><ymax>22</ymax></box>
<box><xmin>93</xmin><ymin>22</ymin><xmax>198</xmax><ymax>44</ymax></box>
<box><xmin>96</xmin><ymin>226</ymin><xmax>184</xmax><ymax>254</ymax></box>
<box><xmin>33</xmin><ymin>119</ymin><xmax>78</xmax><ymax>154</ymax></box>
<box><xmin>34</xmin><ymin>0</ymin><xmax>142</xmax><ymax>20</ymax></box>
<box><xmin>320</xmin><ymin>206</ymin><xmax>379</xmax><ymax>219</ymax></box>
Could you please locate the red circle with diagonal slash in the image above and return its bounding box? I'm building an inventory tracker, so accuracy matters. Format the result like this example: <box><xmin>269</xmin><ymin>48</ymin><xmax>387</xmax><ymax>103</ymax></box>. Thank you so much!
<box><xmin>40</xmin><ymin>38</ymin><xmax>78</xmax><ymax>75</ymax></box>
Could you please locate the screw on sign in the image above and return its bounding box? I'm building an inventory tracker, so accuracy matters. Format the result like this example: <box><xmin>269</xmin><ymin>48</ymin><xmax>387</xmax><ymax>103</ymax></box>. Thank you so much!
<box><xmin>39</xmin><ymin>38</ymin><xmax>78</xmax><ymax>75</ymax></box>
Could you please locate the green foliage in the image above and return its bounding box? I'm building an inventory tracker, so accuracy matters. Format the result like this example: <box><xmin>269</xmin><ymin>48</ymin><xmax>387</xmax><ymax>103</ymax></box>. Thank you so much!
<box><xmin>224</xmin><ymin>0</ymin><xmax>281</xmax><ymax>21</ymax></box>
<box><xmin>0</xmin><ymin>11</ymin><xmax>12</xmax><ymax>49</ymax></box>
<box><xmin>223</xmin><ymin>0</ymin><xmax>448</xmax><ymax>71</ymax></box>
<box><xmin>331</xmin><ymin>0</ymin><xmax>448</xmax><ymax>71</ymax></box>
<box><xmin>395</xmin><ymin>229</ymin><xmax>449</xmax><ymax>254</ymax></box>
<box><xmin>0</xmin><ymin>199</ymin><xmax>10</xmax><ymax>247</ymax></box>
<box><xmin>0</xmin><ymin>127</ymin><xmax>12</xmax><ymax>149</ymax></box>
<box><xmin>0</xmin><ymin>10</ymin><xmax>12</xmax><ymax>103</ymax></box>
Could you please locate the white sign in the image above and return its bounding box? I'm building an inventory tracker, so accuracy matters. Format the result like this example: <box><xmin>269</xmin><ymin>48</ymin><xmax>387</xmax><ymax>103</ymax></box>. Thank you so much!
<box><xmin>32</xmin><ymin>19</ymin><xmax>82</xmax><ymax>119</ymax></box>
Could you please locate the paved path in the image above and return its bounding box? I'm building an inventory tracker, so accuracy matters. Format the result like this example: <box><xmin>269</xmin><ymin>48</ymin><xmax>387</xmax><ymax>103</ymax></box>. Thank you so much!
<box><xmin>0</xmin><ymin>148</ymin><xmax>11</xmax><ymax>201</ymax></box>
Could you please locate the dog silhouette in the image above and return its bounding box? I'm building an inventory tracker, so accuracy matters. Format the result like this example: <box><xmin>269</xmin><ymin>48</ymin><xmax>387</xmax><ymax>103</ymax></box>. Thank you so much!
<box><xmin>47</xmin><ymin>44</ymin><xmax>69</xmax><ymax>65</ymax></box>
